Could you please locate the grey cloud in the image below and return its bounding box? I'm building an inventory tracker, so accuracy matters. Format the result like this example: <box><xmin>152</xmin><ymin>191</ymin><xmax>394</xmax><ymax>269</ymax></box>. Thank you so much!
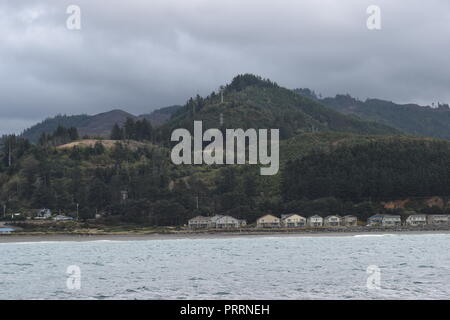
<box><xmin>1</xmin><ymin>0</ymin><xmax>450</xmax><ymax>135</ymax></box>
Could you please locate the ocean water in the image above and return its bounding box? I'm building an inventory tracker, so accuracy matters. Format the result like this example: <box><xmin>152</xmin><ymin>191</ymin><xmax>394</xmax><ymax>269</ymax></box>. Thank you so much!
<box><xmin>1</xmin><ymin>234</ymin><xmax>450</xmax><ymax>299</ymax></box>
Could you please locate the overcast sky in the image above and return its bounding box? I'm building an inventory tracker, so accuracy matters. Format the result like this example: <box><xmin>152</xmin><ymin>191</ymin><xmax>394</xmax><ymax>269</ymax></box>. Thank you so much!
<box><xmin>1</xmin><ymin>0</ymin><xmax>450</xmax><ymax>135</ymax></box>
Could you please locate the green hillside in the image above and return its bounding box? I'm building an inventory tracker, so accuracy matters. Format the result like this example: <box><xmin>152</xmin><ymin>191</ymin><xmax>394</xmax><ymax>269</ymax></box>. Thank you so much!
<box><xmin>164</xmin><ymin>74</ymin><xmax>399</xmax><ymax>139</ymax></box>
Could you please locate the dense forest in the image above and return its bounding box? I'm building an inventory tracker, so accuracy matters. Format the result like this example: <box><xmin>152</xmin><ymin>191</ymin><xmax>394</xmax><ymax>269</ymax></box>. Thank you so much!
<box><xmin>282</xmin><ymin>140</ymin><xmax>450</xmax><ymax>202</ymax></box>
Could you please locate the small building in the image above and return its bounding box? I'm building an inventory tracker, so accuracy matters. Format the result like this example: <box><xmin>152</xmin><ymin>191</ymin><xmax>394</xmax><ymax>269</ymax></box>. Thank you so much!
<box><xmin>307</xmin><ymin>215</ymin><xmax>323</xmax><ymax>227</ymax></box>
<box><xmin>427</xmin><ymin>215</ymin><xmax>449</xmax><ymax>225</ymax></box>
<box><xmin>215</xmin><ymin>215</ymin><xmax>245</xmax><ymax>229</ymax></box>
<box><xmin>324</xmin><ymin>215</ymin><xmax>341</xmax><ymax>227</ymax></box>
<box><xmin>35</xmin><ymin>208</ymin><xmax>52</xmax><ymax>219</ymax></box>
<box><xmin>208</xmin><ymin>215</ymin><xmax>225</xmax><ymax>228</ymax></box>
<box><xmin>188</xmin><ymin>216</ymin><xmax>212</xmax><ymax>230</ymax></box>
<box><xmin>256</xmin><ymin>215</ymin><xmax>281</xmax><ymax>228</ymax></box>
<box><xmin>281</xmin><ymin>214</ymin><xmax>307</xmax><ymax>228</ymax></box>
<box><xmin>406</xmin><ymin>214</ymin><xmax>427</xmax><ymax>226</ymax></box>
<box><xmin>368</xmin><ymin>215</ymin><xmax>384</xmax><ymax>226</ymax></box>
<box><xmin>342</xmin><ymin>215</ymin><xmax>358</xmax><ymax>227</ymax></box>
<box><xmin>382</xmin><ymin>215</ymin><xmax>401</xmax><ymax>227</ymax></box>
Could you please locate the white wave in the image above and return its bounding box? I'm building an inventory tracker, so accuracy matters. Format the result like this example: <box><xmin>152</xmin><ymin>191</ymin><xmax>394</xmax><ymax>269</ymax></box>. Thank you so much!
<box><xmin>353</xmin><ymin>234</ymin><xmax>396</xmax><ymax>238</ymax></box>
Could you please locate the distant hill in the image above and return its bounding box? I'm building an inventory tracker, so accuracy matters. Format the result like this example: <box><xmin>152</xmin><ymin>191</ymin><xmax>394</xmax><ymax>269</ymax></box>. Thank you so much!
<box><xmin>139</xmin><ymin>105</ymin><xmax>182</xmax><ymax>126</ymax></box>
<box><xmin>21</xmin><ymin>106</ymin><xmax>181</xmax><ymax>142</ymax></box>
<box><xmin>163</xmin><ymin>74</ymin><xmax>399</xmax><ymax>138</ymax></box>
<box><xmin>21</xmin><ymin>114</ymin><xmax>91</xmax><ymax>143</ymax></box>
<box><xmin>294</xmin><ymin>89</ymin><xmax>450</xmax><ymax>139</ymax></box>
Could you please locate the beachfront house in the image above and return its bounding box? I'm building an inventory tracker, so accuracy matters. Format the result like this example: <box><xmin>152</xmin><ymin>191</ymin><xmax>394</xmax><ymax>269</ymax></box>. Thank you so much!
<box><xmin>215</xmin><ymin>215</ymin><xmax>246</xmax><ymax>229</ymax></box>
<box><xmin>188</xmin><ymin>216</ymin><xmax>212</xmax><ymax>230</ymax></box>
<box><xmin>382</xmin><ymin>215</ymin><xmax>401</xmax><ymax>227</ymax></box>
<box><xmin>208</xmin><ymin>215</ymin><xmax>225</xmax><ymax>228</ymax></box>
<box><xmin>324</xmin><ymin>215</ymin><xmax>341</xmax><ymax>227</ymax></box>
<box><xmin>406</xmin><ymin>214</ymin><xmax>427</xmax><ymax>226</ymax></box>
<box><xmin>35</xmin><ymin>208</ymin><xmax>52</xmax><ymax>219</ymax></box>
<box><xmin>368</xmin><ymin>214</ymin><xmax>401</xmax><ymax>227</ymax></box>
<box><xmin>427</xmin><ymin>215</ymin><xmax>449</xmax><ymax>225</ymax></box>
<box><xmin>368</xmin><ymin>215</ymin><xmax>384</xmax><ymax>226</ymax></box>
<box><xmin>281</xmin><ymin>214</ymin><xmax>307</xmax><ymax>228</ymax></box>
<box><xmin>307</xmin><ymin>215</ymin><xmax>323</xmax><ymax>227</ymax></box>
<box><xmin>342</xmin><ymin>215</ymin><xmax>358</xmax><ymax>226</ymax></box>
<box><xmin>256</xmin><ymin>215</ymin><xmax>281</xmax><ymax>228</ymax></box>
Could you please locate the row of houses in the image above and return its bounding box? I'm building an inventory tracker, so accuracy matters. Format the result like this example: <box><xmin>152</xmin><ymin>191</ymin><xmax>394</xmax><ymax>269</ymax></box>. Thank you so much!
<box><xmin>256</xmin><ymin>214</ymin><xmax>358</xmax><ymax>228</ymax></box>
<box><xmin>368</xmin><ymin>214</ymin><xmax>450</xmax><ymax>227</ymax></box>
<box><xmin>189</xmin><ymin>213</ymin><xmax>450</xmax><ymax>230</ymax></box>
<box><xmin>188</xmin><ymin>215</ymin><xmax>247</xmax><ymax>230</ymax></box>
<box><xmin>188</xmin><ymin>214</ymin><xmax>358</xmax><ymax>230</ymax></box>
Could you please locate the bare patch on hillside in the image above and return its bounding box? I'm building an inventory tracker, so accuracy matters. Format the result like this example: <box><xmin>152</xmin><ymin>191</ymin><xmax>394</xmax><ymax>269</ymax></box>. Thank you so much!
<box><xmin>57</xmin><ymin>139</ymin><xmax>147</xmax><ymax>150</ymax></box>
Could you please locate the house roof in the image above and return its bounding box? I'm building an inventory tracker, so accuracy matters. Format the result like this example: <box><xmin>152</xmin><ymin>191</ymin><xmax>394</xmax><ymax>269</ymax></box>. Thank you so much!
<box><xmin>258</xmin><ymin>214</ymin><xmax>279</xmax><ymax>220</ymax></box>
<box><xmin>324</xmin><ymin>215</ymin><xmax>341</xmax><ymax>219</ymax></box>
<box><xmin>215</xmin><ymin>215</ymin><xmax>239</xmax><ymax>222</ymax></box>
<box><xmin>281</xmin><ymin>214</ymin><xmax>306</xmax><ymax>220</ymax></box>
<box><xmin>189</xmin><ymin>216</ymin><xmax>211</xmax><ymax>222</ymax></box>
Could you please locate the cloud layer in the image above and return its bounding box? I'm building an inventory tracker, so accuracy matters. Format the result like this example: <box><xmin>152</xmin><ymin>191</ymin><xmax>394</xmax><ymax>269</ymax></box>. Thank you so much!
<box><xmin>1</xmin><ymin>0</ymin><xmax>450</xmax><ymax>134</ymax></box>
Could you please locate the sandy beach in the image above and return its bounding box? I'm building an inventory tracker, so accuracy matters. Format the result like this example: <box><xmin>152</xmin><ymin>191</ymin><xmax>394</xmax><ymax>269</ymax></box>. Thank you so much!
<box><xmin>2</xmin><ymin>229</ymin><xmax>450</xmax><ymax>243</ymax></box>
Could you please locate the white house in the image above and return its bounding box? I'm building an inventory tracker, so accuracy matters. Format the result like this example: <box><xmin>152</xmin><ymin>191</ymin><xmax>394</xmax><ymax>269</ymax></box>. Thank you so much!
<box><xmin>208</xmin><ymin>215</ymin><xmax>225</xmax><ymax>228</ymax></box>
<box><xmin>406</xmin><ymin>214</ymin><xmax>427</xmax><ymax>226</ymax></box>
<box><xmin>256</xmin><ymin>215</ymin><xmax>281</xmax><ymax>228</ymax></box>
<box><xmin>427</xmin><ymin>215</ymin><xmax>449</xmax><ymax>225</ymax></box>
<box><xmin>307</xmin><ymin>215</ymin><xmax>323</xmax><ymax>227</ymax></box>
<box><xmin>215</xmin><ymin>215</ymin><xmax>245</xmax><ymax>229</ymax></box>
<box><xmin>324</xmin><ymin>215</ymin><xmax>341</xmax><ymax>227</ymax></box>
<box><xmin>35</xmin><ymin>209</ymin><xmax>52</xmax><ymax>219</ymax></box>
<box><xmin>281</xmin><ymin>214</ymin><xmax>307</xmax><ymax>228</ymax></box>
<box><xmin>381</xmin><ymin>215</ymin><xmax>401</xmax><ymax>227</ymax></box>
<box><xmin>368</xmin><ymin>214</ymin><xmax>401</xmax><ymax>227</ymax></box>
<box><xmin>188</xmin><ymin>216</ymin><xmax>212</xmax><ymax>229</ymax></box>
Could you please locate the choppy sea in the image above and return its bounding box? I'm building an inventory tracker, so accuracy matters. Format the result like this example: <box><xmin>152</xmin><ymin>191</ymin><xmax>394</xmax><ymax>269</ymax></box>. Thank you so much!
<box><xmin>1</xmin><ymin>233</ymin><xmax>449</xmax><ymax>299</ymax></box>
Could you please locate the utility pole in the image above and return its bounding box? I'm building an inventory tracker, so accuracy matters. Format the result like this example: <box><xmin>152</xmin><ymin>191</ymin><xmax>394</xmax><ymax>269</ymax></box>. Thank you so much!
<box><xmin>76</xmin><ymin>203</ymin><xmax>79</xmax><ymax>221</ymax></box>
<box><xmin>8</xmin><ymin>140</ymin><xmax>12</xmax><ymax>167</ymax></box>
<box><xmin>220</xmin><ymin>86</ymin><xmax>224</xmax><ymax>104</ymax></box>
<box><xmin>3</xmin><ymin>204</ymin><xmax>6</xmax><ymax>218</ymax></box>
<box><xmin>196</xmin><ymin>196</ymin><xmax>199</xmax><ymax>210</ymax></box>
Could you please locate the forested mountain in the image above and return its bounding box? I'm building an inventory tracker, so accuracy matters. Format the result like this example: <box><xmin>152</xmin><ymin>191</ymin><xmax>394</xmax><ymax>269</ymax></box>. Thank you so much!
<box><xmin>294</xmin><ymin>89</ymin><xmax>450</xmax><ymax>139</ymax></box>
<box><xmin>1</xmin><ymin>74</ymin><xmax>448</xmax><ymax>227</ymax></box>
<box><xmin>163</xmin><ymin>74</ymin><xmax>399</xmax><ymax>139</ymax></box>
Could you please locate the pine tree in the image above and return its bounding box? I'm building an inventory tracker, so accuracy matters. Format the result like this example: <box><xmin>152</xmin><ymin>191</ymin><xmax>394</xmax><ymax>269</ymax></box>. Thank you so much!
<box><xmin>110</xmin><ymin>123</ymin><xmax>124</xmax><ymax>140</ymax></box>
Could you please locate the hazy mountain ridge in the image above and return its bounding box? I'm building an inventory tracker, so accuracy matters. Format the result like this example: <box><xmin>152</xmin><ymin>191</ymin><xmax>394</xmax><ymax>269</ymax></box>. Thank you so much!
<box><xmin>21</xmin><ymin>106</ymin><xmax>182</xmax><ymax>142</ymax></box>
<box><xmin>294</xmin><ymin>89</ymin><xmax>450</xmax><ymax>139</ymax></box>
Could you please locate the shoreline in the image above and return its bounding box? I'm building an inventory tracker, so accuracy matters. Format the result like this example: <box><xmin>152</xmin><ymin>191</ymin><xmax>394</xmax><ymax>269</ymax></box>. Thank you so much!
<box><xmin>2</xmin><ymin>229</ymin><xmax>450</xmax><ymax>243</ymax></box>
